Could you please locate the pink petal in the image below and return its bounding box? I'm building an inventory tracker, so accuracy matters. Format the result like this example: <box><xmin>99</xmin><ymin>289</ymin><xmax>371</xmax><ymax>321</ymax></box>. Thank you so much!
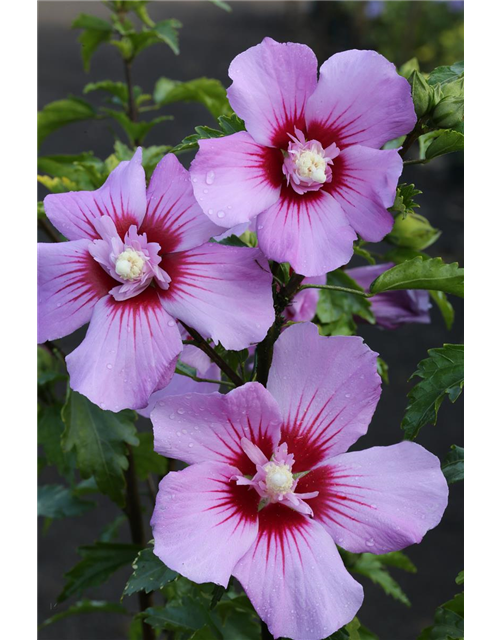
<box><xmin>151</xmin><ymin>382</ymin><xmax>282</xmax><ymax>474</ymax></box>
<box><xmin>66</xmin><ymin>289</ymin><xmax>182</xmax><ymax>411</ymax></box>
<box><xmin>256</xmin><ymin>187</ymin><xmax>357</xmax><ymax>277</ymax></box>
<box><xmin>141</xmin><ymin>153</ymin><xmax>222</xmax><ymax>254</ymax></box>
<box><xmin>267</xmin><ymin>323</ymin><xmax>381</xmax><ymax>472</ymax></box>
<box><xmin>44</xmin><ymin>148</ymin><xmax>146</xmax><ymax>241</ymax></box>
<box><xmin>138</xmin><ymin>345</ymin><xmax>221</xmax><ymax>419</ymax></box>
<box><xmin>160</xmin><ymin>244</ymin><xmax>274</xmax><ymax>350</ymax></box>
<box><xmin>38</xmin><ymin>240</ymin><xmax>113</xmax><ymax>343</ymax></box>
<box><xmin>326</xmin><ymin>145</ymin><xmax>402</xmax><ymax>242</ymax></box>
<box><xmin>233</xmin><ymin>504</ymin><xmax>363</xmax><ymax>640</ymax></box>
<box><xmin>190</xmin><ymin>132</ymin><xmax>282</xmax><ymax>227</ymax></box>
<box><xmin>152</xmin><ymin>462</ymin><xmax>259</xmax><ymax>587</ymax></box>
<box><xmin>284</xmin><ymin>274</ymin><xmax>326</xmax><ymax>322</ymax></box>
<box><xmin>227</xmin><ymin>38</ymin><xmax>319</xmax><ymax>148</ymax></box>
<box><xmin>299</xmin><ymin>442</ymin><xmax>449</xmax><ymax>554</ymax></box>
<box><xmin>306</xmin><ymin>49</ymin><xmax>416</xmax><ymax>149</ymax></box>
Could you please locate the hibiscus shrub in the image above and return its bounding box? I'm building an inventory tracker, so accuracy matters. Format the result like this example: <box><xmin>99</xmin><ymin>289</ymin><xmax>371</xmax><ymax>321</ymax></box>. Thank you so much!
<box><xmin>37</xmin><ymin>2</ymin><xmax>464</xmax><ymax>640</ymax></box>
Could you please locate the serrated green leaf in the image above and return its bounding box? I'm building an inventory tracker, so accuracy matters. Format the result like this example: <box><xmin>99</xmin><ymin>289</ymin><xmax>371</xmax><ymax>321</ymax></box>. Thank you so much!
<box><xmin>38</xmin><ymin>98</ymin><xmax>97</xmax><ymax>146</ymax></box>
<box><xmin>455</xmin><ymin>570</ymin><xmax>464</xmax><ymax>585</ymax></box>
<box><xmin>38</xmin><ymin>484</ymin><xmax>95</xmax><ymax>519</ymax></box>
<box><xmin>171</xmin><ymin>114</ymin><xmax>245</xmax><ymax>154</ymax></box>
<box><xmin>131</xmin><ymin>1</ymin><xmax>155</xmax><ymax>27</ymax></box>
<box><xmin>144</xmin><ymin>597</ymin><xmax>211</xmax><ymax>632</ymax></box>
<box><xmin>402</xmin><ymin>344</ymin><xmax>464</xmax><ymax>440</ymax></box>
<box><xmin>132</xmin><ymin>432</ymin><xmax>168</xmax><ymax>480</ymax></box>
<box><xmin>71</xmin><ymin>14</ymin><xmax>113</xmax><ymax>73</ymax></box>
<box><xmin>103</xmin><ymin>109</ymin><xmax>172</xmax><ymax>145</ymax></box>
<box><xmin>442</xmin><ymin>445</ymin><xmax>464</xmax><ymax>484</ymax></box>
<box><xmin>153</xmin><ymin>18</ymin><xmax>182</xmax><ymax>55</ymax></box>
<box><xmin>429</xmin><ymin>290</ymin><xmax>455</xmax><ymax>330</ymax></box>
<box><xmin>377</xmin><ymin>357</ymin><xmax>390</xmax><ymax>384</ymax></box>
<box><xmin>123</xmin><ymin>548</ymin><xmax>177</xmax><ymax>597</ymax></box>
<box><xmin>418</xmin><ymin>592</ymin><xmax>464</xmax><ymax>640</ymax></box>
<box><xmin>370</xmin><ymin>257</ymin><xmax>463</xmax><ymax>298</ymax></box>
<box><xmin>84</xmin><ymin>80</ymin><xmax>129</xmax><ymax>105</ymax></box>
<box><xmin>61</xmin><ymin>390</ymin><xmax>139</xmax><ymax>506</ymax></box>
<box><xmin>99</xmin><ymin>515</ymin><xmax>127</xmax><ymax>542</ymax></box>
<box><xmin>348</xmin><ymin>553</ymin><xmax>412</xmax><ymax>606</ymax></box>
<box><xmin>427</xmin><ymin>61</ymin><xmax>464</xmax><ymax>86</ymax></box>
<box><xmin>38</xmin><ymin>153</ymin><xmax>105</xmax><ymax>191</ymax></box>
<box><xmin>210</xmin><ymin>0</ymin><xmax>232</xmax><ymax>11</ymax></box>
<box><xmin>154</xmin><ymin>77</ymin><xmax>231</xmax><ymax>119</ymax></box>
<box><xmin>39</xmin><ymin>599</ymin><xmax>128</xmax><ymax>630</ymax></box>
<box><xmin>317</xmin><ymin>270</ymin><xmax>375</xmax><ymax>336</ymax></box>
<box><xmin>390</xmin><ymin>183</ymin><xmax>422</xmax><ymax>217</ymax></box>
<box><xmin>399</xmin><ymin>57</ymin><xmax>420</xmax><ymax>79</ymax></box>
<box><xmin>72</xmin><ymin>14</ymin><xmax>112</xmax><ymax>31</ymax></box>
<box><xmin>37</xmin><ymin>346</ymin><xmax>66</xmax><ymax>386</ymax></box>
<box><xmin>59</xmin><ymin>542</ymin><xmax>140</xmax><ymax>602</ymax></box>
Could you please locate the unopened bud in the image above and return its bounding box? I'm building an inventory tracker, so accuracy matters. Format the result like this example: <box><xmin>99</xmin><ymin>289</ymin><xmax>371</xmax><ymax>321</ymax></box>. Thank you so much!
<box><xmin>408</xmin><ymin>71</ymin><xmax>433</xmax><ymax>118</ymax></box>
<box><xmin>388</xmin><ymin>213</ymin><xmax>441</xmax><ymax>251</ymax></box>
<box><xmin>431</xmin><ymin>95</ymin><xmax>464</xmax><ymax>128</ymax></box>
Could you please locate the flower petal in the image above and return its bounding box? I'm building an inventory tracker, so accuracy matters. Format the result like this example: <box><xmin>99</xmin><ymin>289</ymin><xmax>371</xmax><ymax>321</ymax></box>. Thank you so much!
<box><xmin>152</xmin><ymin>462</ymin><xmax>259</xmax><ymax>587</ymax></box>
<box><xmin>325</xmin><ymin>145</ymin><xmax>402</xmax><ymax>242</ymax></box>
<box><xmin>190</xmin><ymin>132</ymin><xmax>282</xmax><ymax>227</ymax></box>
<box><xmin>66</xmin><ymin>289</ymin><xmax>182</xmax><ymax>411</ymax></box>
<box><xmin>138</xmin><ymin>344</ymin><xmax>221</xmax><ymax>418</ymax></box>
<box><xmin>299</xmin><ymin>442</ymin><xmax>449</xmax><ymax>554</ymax></box>
<box><xmin>160</xmin><ymin>244</ymin><xmax>274</xmax><ymax>350</ymax></box>
<box><xmin>38</xmin><ymin>240</ymin><xmax>113</xmax><ymax>343</ymax></box>
<box><xmin>233</xmin><ymin>504</ymin><xmax>363</xmax><ymax>640</ymax></box>
<box><xmin>44</xmin><ymin>148</ymin><xmax>146</xmax><ymax>241</ymax></box>
<box><xmin>267</xmin><ymin>323</ymin><xmax>381</xmax><ymax>471</ymax></box>
<box><xmin>257</xmin><ymin>188</ymin><xmax>356</xmax><ymax>277</ymax></box>
<box><xmin>151</xmin><ymin>382</ymin><xmax>282</xmax><ymax>474</ymax></box>
<box><xmin>306</xmin><ymin>49</ymin><xmax>416</xmax><ymax>149</ymax></box>
<box><xmin>227</xmin><ymin>38</ymin><xmax>319</xmax><ymax>148</ymax></box>
<box><xmin>283</xmin><ymin>274</ymin><xmax>326</xmax><ymax>322</ymax></box>
<box><xmin>141</xmin><ymin>153</ymin><xmax>222</xmax><ymax>253</ymax></box>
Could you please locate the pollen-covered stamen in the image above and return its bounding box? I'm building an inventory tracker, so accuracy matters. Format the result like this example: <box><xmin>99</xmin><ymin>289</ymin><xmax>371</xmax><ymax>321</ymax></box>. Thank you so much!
<box><xmin>235</xmin><ymin>438</ymin><xmax>319</xmax><ymax>516</ymax></box>
<box><xmin>115</xmin><ymin>248</ymin><xmax>146</xmax><ymax>281</ymax></box>
<box><xmin>282</xmin><ymin>128</ymin><xmax>339</xmax><ymax>195</ymax></box>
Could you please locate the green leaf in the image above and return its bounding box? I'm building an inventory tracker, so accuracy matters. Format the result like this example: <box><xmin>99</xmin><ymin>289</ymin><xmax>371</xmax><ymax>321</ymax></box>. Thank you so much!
<box><xmin>210</xmin><ymin>0</ymin><xmax>232</xmax><ymax>11</ymax></box>
<box><xmin>39</xmin><ymin>599</ymin><xmax>128</xmax><ymax>630</ymax></box>
<box><xmin>171</xmin><ymin>114</ymin><xmax>245</xmax><ymax>154</ymax></box>
<box><xmin>399</xmin><ymin>57</ymin><xmax>420</xmax><ymax>79</ymax></box>
<box><xmin>131</xmin><ymin>1</ymin><xmax>155</xmax><ymax>27</ymax></box>
<box><xmin>99</xmin><ymin>515</ymin><xmax>127</xmax><ymax>542</ymax></box>
<box><xmin>347</xmin><ymin>552</ymin><xmax>414</xmax><ymax>606</ymax></box>
<box><xmin>370</xmin><ymin>257</ymin><xmax>464</xmax><ymax>298</ymax></box>
<box><xmin>61</xmin><ymin>390</ymin><xmax>139</xmax><ymax>506</ymax></box>
<box><xmin>317</xmin><ymin>270</ymin><xmax>375</xmax><ymax>336</ymax></box>
<box><xmin>103</xmin><ymin>109</ymin><xmax>172</xmax><ymax>145</ymax></box>
<box><xmin>377</xmin><ymin>357</ymin><xmax>390</xmax><ymax>384</ymax></box>
<box><xmin>442</xmin><ymin>445</ymin><xmax>464</xmax><ymax>484</ymax></box>
<box><xmin>136</xmin><ymin>18</ymin><xmax>183</xmax><ymax>56</ymax></box>
<box><xmin>132</xmin><ymin>432</ymin><xmax>168</xmax><ymax>481</ymax></box>
<box><xmin>37</xmin><ymin>346</ymin><xmax>66</xmax><ymax>386</ymax></box>
<box><xmin>123</xmin><ymin>548</ymin><xmax>177</xmax><ymax>597</ymax></box>
<box><xmin>402</xmin><ymin>344</ymin><xmax>464</xmax><ymax>440</ymax></box>
<box><xmin>389</xmin><ymin>183</ymin><xmax>422</xmax><ymax>217</ymax></box>
<box><xmin>38</xmin><ymin>152</ymin><xmax>106</xmax><ymax>191</ymax></box>
<box><xmin>154</xmin><ymin>77</ymin><xmax>231</xmax><ymax>119</ymax></box>
<box><xmin>145</xmin><ymin>598</ymin><xmax>211</xmax><ymax>632</ymax></box>
<box><xmin>418</xmin><ymin>592</ymin><xmax>464</xmax><ymax>640</ymax></box>
<box><xmin>38</xmin><ymin>97</ymin><xmax>97</xmax><ymax>146</ymax></box>
<box><xmin>71</xmin><ymin>14</ymin><xmax>113</xmax><ymax>72</ymax></box>
<box><xmin>84</xmin><ymin>80</ymin><xmax>129</xmax><ymax>105</ymax></box>
<box><xmin>429</xmin><ymin>290</ymin><xmax>455</xmax><ymax>330</ymax></box>
<box><xmin>427</xmin><ymin>61</ymin><xmax>464</xmax><ymax>86</ymax></box>
<box><xmin>59</xmin><ymin>542</ymin><xmax>141</xmax><ymax>602</ymax></box>
<box><xmin>38</xmin><ymin>485</ymin><xmax>95</xmax><ymax>519</ymax></box>
<box><xmin>72</xmin><ymin>14</ymin><xmax>112</xmax><ymax>31</ymax></box>
<box><xmin>456</xmin><ymin>570</ymin><xmax>464</xmax><ymax>585</ymax></box>
<box><xmin>419</xmin><ymin>129</ymin><xmax>464</xmax><ymax>161</ymax></box>
<box><xmin>38</xmin><ymin>404</ymin><xmax>73</xmax><ymax>478</ymax></box>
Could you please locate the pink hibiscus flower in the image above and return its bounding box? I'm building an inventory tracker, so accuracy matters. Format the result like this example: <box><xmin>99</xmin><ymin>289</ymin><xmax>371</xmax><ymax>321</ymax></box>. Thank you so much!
<box><xmin>38</xmin><ymin>150</ymin><xmax>274</xmax><ymax>411</ymax></box>
<box><xmin>190</xmin><ymin>38</ymin><xmax>416</xmax><ymax>277</ymax></box>
<box><xmin>150</xmin><ymin>323</ymin><xmax>447</xmax><ymax>639</ymax></box>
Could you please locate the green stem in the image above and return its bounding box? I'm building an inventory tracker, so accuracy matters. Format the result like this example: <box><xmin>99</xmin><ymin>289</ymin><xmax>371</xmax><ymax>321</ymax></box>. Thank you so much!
<box><xmin>255</xmin><ymin>272</ymin><xmax>305</xmax><ymax>386</ymax></box>
<box><xmin>180</xmin><ymin>322</ymin><xmax>244</xmax><ymax>387</ymax></box>
<box><xmin>38</xmin><ymin>217</ymin><xmax>61</xmax><ymax>243</ymax></box>
<box><xmin>403</xmin><ymin>158</ymin><xmax>429</xmax><ymax>166</ymax></box>
<box><xmin>298</xmin><ymin>283</ymin><xmax>371</xmax><ymax>298</ymax></box>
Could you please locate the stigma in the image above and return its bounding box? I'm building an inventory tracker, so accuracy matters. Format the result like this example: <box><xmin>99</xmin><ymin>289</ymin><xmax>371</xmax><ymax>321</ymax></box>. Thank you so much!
<box><xmin>283</xmin><ymin>128</ymin><xmax>339</xmax><ymax>195</ymax></box>
<box><xmin>265</xmin><ymin>462</ymin><xmax>294</xmax><ymax>496</ymax></box>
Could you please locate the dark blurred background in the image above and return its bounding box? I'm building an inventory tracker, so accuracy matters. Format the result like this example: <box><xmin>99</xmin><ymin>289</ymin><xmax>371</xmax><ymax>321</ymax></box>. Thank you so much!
<box><xmin>38</xmin><ymin>2</ymin><xmax>464</xmax><ymax>639</ymax></box>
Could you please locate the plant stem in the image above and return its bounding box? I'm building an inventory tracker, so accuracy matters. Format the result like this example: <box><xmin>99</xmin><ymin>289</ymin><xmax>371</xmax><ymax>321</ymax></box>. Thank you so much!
<box><xmin>38</xmin><ymin>218</ymin><xmax>61</xmax><ymax>243</ymax></box>
<box><xmin>124</xmin><ymin>59</ymin><xmax>138</xmax><ymax>124</ymax></box>
<box><xmin>298</xmin><ymin>283</ymin><xmax>371</xmax><ymax>298</ymax></box>
<box><xmin>399</xmin><ymin>122</ymin><xmax>424</xmax><ymax>158</ymax></box>
<box><xmin>124</xmin><ymin>445</ymin><xmax>155</xmax><ymax>640</ymax></box>
<box><xmin>255</xmin><ymin>272</ymin><xmax>305</xmax><ymax>386</ymax></box>
<box><xmin>179</xmin><ymin>322</ymin><xmax>244</xmax><ymax>387</ymax></box>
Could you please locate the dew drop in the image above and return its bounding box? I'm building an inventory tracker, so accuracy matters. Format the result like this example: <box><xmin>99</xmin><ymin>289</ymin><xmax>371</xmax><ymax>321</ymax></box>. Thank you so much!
<box><xmin>106</xmin><ymin>363</ymin><xmax>113</xmax><ymax>370</ymax></box>
<box><xmin>178</xmin><ymin>408</ymin><xmax>185</xmax><ymax>415</ymax></box>
<box><xmin>366</xmin><ymin>538</ymin><xmax>375</xmax><ymax>548</ymax></box>
<box><xmin>217</xmin><ymin>210</ymin><xmax>225</xmax><ymax>219</ymax></box>
<box><xmin>176</xmin><ymin>431</ymin><xmax>182</xmax><ymax>437</ymax></box>
<box><xmin>203</xmin><ymin>188</ymin><xmax>209</xmax><ymax>194</ymax></box>
<box><xmin>167</xmin><ymin>319</ymin><xmax>175</xmax><ymax>327</ymax></box>
<box><xmin>169</xmin><ymin>413</ymin><xmax>176</xmax><ymax>420</ymax></box>
<box><xmin>192</xmin><ymin>177</ymin><xmax>197</xmax><ymax>183</ymax></box>
<box><xmin>188</xmin><ymin>443</ymin><xmax>194</xmax><ymax>448</ymax></box>
<box><xmin>159</xmin><ymin>401</ymin><xmax>165</xmax><ymax>407</ymax></box>
<box><xmin>205</xmin><ymin>170</ymin><xmax>215</xmax><ymax>185</ymax></box>
<box><xmin>208</xmin><ymin>209</ymin><xmax>214</xmax><ymax>215</ymax></box>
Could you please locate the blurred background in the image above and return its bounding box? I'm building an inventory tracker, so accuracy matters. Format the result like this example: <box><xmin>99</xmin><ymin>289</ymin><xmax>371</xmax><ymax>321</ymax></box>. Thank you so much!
<box><xmin>38</xmin><ymin>2</ymin><xmax>464</xmax><ymax>639</ymax></box>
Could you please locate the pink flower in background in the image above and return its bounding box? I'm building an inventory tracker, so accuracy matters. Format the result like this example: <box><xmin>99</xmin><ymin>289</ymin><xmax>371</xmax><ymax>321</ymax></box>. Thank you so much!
<box><xmin>347</xmin><ymin>263</ymin><xmax>432</xmax><ymax>329</ymax></box>
<box><xmin>150</xmin><ymin>323</ymin><xmax>447</xmax><ymax>640</ymax></box>
<box><xmin>283</xmin><ymin>274</ymin><xmax>326</xmax><ymax>322</ymax></box>
<box><xmin>190</xmin><ymin>38</ymin><xmax>416</xmax><ymax>276</ymax></box>
<box><xmin>38</xmin><ymin>150</ymin><xmax>274</xmax><ymax>411</ymax></box>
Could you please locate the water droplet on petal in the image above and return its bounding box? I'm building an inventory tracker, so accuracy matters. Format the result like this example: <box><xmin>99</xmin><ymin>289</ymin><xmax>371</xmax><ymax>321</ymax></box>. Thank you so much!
<box><xmin>366</xmin><ymin>538</ymin><xmax>375</xmax><ymax>547</ymax></box>
<box><xmin>106</xmin><ymin>363</ymin><xmax>113</xmax><ymax>370</ymax></box>
<box><xmin>203</xmin><ymin>188</ymin><xmax>209</xmax><ymax>194</ymax></box>
<box><xmin>205</xmin><ymin>170</ymin><xmax>215</xmax><ymax>185</ymax></box>
<box><xmin>208</xmin><ymin>209</ymin><xmax>214</xmax><ymax>215</ymax></box>
<box><xmin>167</xmin><ymin>319</ymin><xmax>175</xmax><ymax>327</ymax></box>
<box><xmin>217</xmin><ymin>210</ymin><xmax>225</xmax><ymax>219</ymax></box>
<box><xmin>178</xmin><ymin>408</ymin><xmax>185</xmax><ymax>415</ymax></box>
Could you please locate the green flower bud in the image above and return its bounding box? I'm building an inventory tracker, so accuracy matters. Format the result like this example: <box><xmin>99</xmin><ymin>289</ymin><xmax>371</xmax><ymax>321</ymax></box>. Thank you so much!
<box><xmin>431</xmin><ymin>95</ymin><xmax>464</xmax><ymax>128</ymax></box>
<box><xmin>408</xmin><ymin>70</ymin><xmax>433</xmax><ymax>118</ymax></box>
<box><xmin>388</xmin><ymin>213</ymin><xmax>441</xmax><ymax>251</ymax></box>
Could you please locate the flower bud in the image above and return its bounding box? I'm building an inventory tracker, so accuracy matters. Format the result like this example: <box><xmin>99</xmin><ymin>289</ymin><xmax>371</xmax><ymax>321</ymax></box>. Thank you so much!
<box><xmin>431</xmin><ymin>95</ymin><xmax>464</xmax><ymax>128</ymax></box>
<box><xmin>408</xmin><ymin>70</ymin><xmax>433</xmax><ymax>118</ymax></box>
<box><xmin>387</xmin><ymin>213</ymin><xmax>441</xmax><ymax>251</ymax></box>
